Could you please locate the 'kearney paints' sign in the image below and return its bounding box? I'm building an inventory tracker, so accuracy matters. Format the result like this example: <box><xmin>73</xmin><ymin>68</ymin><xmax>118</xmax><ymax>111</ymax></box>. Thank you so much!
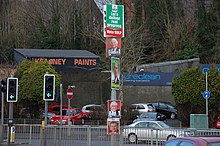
<box><xmin>31</xmin><ymin>57</ymin><xmax>98</xmax><ymax>67</ymax></box>
<box><xmin>123</xmin><ymin>72</ymin><xmax>175</xmax><ymax>86</ymax></box>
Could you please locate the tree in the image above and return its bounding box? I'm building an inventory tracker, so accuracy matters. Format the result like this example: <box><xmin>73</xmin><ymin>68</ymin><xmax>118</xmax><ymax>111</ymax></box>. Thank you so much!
<box><xmin>14</xmin><ymin>59</ymin><xmax>61</xmax><ymax>118</ymax></box>
<box><xmin>172</xmin><ymin>65</ymin><xmax>220</xmax><ymax>127</ymax></box>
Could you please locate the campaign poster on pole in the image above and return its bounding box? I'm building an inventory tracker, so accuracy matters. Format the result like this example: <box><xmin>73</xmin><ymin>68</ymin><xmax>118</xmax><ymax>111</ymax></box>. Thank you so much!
<box><xmin>106</xmin><ymin>37</ymin><xmax>122</xmax><ymax>57</ymax></box>
<box><xmin>103</xmin><ymin>4</ymin><xmax>124</xmax><ymax>37</ymax></box>
<box><xmin>108</xmin><ymin>100</ymin><xmax>121</xmax><ymax>118</ymax></box>
<box><xmin>107</xmin><ymin>118</ymin><xmax>120</xmax><ymax>135</ymax></box>
<box><xmin>111</xmin><ymin>57</ymin><xmax>120</xmax><ymax>90</ymax></box>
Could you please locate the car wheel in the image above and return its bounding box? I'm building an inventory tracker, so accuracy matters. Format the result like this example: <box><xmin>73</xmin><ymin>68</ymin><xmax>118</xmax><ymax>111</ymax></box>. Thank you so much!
<box><xmin>167</xmin><ymin>135</ymin><xmax>176</xmax><ymax>141</ymax></box>
<box><xmin>128</xmin><ymin>133</ymin><xmax>137</xmax><ymax>143</ymax></box>
<box><xmin>170</xmin><ymin>113</ymin><xmax>176</xmax><ymax>119</ymax></box>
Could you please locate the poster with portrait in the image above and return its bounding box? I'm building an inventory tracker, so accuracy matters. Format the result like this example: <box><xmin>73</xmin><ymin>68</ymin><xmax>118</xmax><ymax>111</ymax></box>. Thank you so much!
<box><xmin>107</xmin><ymin>118</ymin><xmax>120</xmax><ymax>135</ymax></box>
<box><xmin>106</xmin><ymin>37</ymin><xmax>122</xmax><ymax>58</ymax></box>
<box><xmin>111</xmin><ymin>57</ymin><xmax>120</xmax><ymax>90</ymax></box>
<box><xmin>108</xmin><ymin>100</ymin><xmax>121</xmax><ymax>118</ymax></box>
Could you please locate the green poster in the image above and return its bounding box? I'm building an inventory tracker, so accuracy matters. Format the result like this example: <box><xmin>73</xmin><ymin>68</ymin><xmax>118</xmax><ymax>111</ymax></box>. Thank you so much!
<box><xmin>104</xmin><ymin>4</ymin><xmax>124</xmax><ymax>37</ymax></box>
<box><xmin>111</xmin><ymin>57</ymin><xmax>120</xmax><ymax>90</ymax></box>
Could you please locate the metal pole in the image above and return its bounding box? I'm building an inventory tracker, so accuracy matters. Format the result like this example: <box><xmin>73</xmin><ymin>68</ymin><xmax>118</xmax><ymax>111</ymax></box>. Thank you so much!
<box><xmin>60</xmin><ymin>84</ymin><xmax>63</xmax><ymax>125</ymax></box>
<box><xmin>44</xmin><ymin>101</ymin><xmax>48</xmax><ymax>126</ymax></box>
<box><xmin>59</xmin><ymin>84</ymin><xmax>62</xmax><ymax>146</ymax></box>
<box><xmin>111</xmin><ymin>0</ymin><xmax>117</xmax><ymax>145</ymax></box>
<box><xmin>8</xmin><ymin>103</ymin><xmax>13</xmax><ymax>146</ymax></box>
<box><xmin>1</xmin><ymin>92</ymin><xmax>4</xmax><ymax>124</ymax></box>
<box><xmin>0</xmin><ymin>92</ymin><xmax>4</xmax><ymax>143</ymax></box>
<box><xmin>205</xmin><ymin>72</ymin><xmax>208</xmax><ymax>115</ymax></box>
<box><xmin>205</xmin><ymin>71</ymin><xmax>209</xmax><ymax>127</ymax></box>
<box><xmin>68</xmin><ymin>99</ymin><xmax>70</xmax><ymax>126</ymax></box>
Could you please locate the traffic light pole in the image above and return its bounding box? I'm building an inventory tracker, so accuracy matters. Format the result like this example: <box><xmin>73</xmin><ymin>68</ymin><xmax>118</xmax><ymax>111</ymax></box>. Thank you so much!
<box><xmin>0</xmin><ymin>92</ymin><xmax>4</xmax><ymax>143</ymax></box>
<box><xmin>44</xmin><ymin>101</ymin><xmax>48</xmax><ymax>126</ymax></box>
<box><xmin>1</xmin><ymin>91</ymin><xmax>4</xmax><ymax>125</ymax></box>
<box><xmin>8</xmin><ymin>102</ymin><xmax>13</xmax><ymax>146</ymax></box>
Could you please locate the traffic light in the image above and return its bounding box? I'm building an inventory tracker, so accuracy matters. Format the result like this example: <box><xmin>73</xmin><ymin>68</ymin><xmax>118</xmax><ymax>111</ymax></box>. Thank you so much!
<box><xmin>1</xmin><ymin>79</ymin><xmax>7</xmax><ymax>93</ymax></box>
<box><xmin>43</xmin><ymin>74</ymin><xmax>55</xmax><ymax>101</ymax></box>
<box><xmin>7</xmin><ymin>78</ymin><xmax>18</xmax><ymax>102</ymax></box>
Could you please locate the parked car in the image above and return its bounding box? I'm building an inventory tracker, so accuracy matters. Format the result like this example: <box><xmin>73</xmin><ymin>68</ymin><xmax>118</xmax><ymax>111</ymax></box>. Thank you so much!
<box><xmin>123</xmin><ymin>120</ymin><xmax>189</xmax><ymax>143</ymax></box>
<box><xmin>164</xmin><ymin>136</ymin><xmax>220</xmax><ymax>146</ymax></box>
<box><xmin>81</xmin><ymin>104</ymin><xmax>107</xmax><ymax>125</ymax></box>
<box><xmin>50</xmin><ymin>108</ymin><xmax>87</xmax><ymax>125</ymax></box>
<box><xmin>82</xmin><ymin>104</ymin><xmax>106</xmax><ymax>113</ymax></box>
<box><xmin>133</xmin><ymin>112</ymin><xmax>167</xmax><ymax>123</ymax></box>
<box><xmin>151</xmin><ymin>102</ymin><xmax>177</xmax><ymax>119</ymax></box>
<box><xmin>48</xmin><ymin>102</ymin><xmax>69</xmax><ymax>115</ymax></box>
<box><xmin>130</xmin><ymin>103</ymin><xmax>155</xmax><ymax>113</ymax></box>
<box><xmin>216</xmin><ymin>117</ymin><xmax>220</xmax><ymax>129</ymax></box>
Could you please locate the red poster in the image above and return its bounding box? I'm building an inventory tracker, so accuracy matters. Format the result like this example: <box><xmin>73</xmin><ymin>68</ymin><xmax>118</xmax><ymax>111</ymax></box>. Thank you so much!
<box><xmin>106</xmin><ymin>37</ymin><xmax>121</xmax><ymax>58</ymax></box>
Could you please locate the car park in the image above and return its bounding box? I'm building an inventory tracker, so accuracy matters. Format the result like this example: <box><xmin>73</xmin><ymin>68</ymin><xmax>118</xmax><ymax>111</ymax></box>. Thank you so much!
<box><xmin>123</xmin><ymin>120</ymin><xmax>189</xmax><ymax>143</ymax></box>
<box><xmin>133</xmin><ymin>112</ymin><xmax>166</xmax><ymax>123</ymax></box>
<box><xmin>151</xmin><ymin>102</ymin><xmax>177</xmax><ymax>119</ymax></box>
<box><xmin>164</xmin><ymin>136</ymin><xmax>220</xmax><ymax>146</ymax></box>
<box><xmin>50</xmin><ymin>108</ymin><xmax>86</xmax><ymax>125</ymax></box>
<box><xmin>130</xmin><ymin>103</ymin><xmax>155</xmax><ymax>113</ymax></box>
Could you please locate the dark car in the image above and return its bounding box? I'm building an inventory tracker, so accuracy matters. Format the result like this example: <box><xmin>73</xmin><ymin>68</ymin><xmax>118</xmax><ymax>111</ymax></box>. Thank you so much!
<box><xmin>133</xmin><ymin>112</ymin><xmax>167</xmax><ymax>123</ymax></box>
<box><xmin>164</xmin><ymin>136</ymin><xmax>220</xmax><ymax>146</ymax></box>
<box><xmin>151</xmin><ymin>102</ymin><xmax>177</xmax><ymax>119</ymax></box>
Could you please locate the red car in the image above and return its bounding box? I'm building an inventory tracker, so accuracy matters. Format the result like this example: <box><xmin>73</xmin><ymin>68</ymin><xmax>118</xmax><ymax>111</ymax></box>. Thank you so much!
<box><xmin>216</xmin><ymin>117</ymin><xmax>220</xmax><ymax>129</ymax></box>
<box><xmin>164</xmin><ymin>136</ymin><xmax>220</xmax><ymax>146</ymax></box>
<box><xmin>50</xmin><ymin>108</ymin><xmax>86</xmax><ymax>125</ymax></box>
<box><xmin>48</xmin><ymin>102</ymin><xmax>69</xmax><ymax>115</ymax></box>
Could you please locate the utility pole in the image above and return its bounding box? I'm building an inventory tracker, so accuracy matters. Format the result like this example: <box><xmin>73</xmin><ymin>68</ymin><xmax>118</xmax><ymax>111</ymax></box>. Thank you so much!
<box><xmin>110</xmin><ymin>0</ymin><xmax>116</xmax><ymax>145</ymax></box>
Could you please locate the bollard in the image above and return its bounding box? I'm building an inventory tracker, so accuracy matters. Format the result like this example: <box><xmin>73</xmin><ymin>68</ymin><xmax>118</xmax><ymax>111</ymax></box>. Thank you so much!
<box><xmin>42</xmin><ymin>121</ymin><xmax>45</xmax><ymax>128</ymax></box>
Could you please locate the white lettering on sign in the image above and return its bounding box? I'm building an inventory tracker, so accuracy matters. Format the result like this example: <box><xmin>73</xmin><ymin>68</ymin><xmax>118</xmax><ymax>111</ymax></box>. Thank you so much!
<box><xmin>67</xmin><ymin>92</ymin><xmax>73</xmax><ymax>95</ymax></box>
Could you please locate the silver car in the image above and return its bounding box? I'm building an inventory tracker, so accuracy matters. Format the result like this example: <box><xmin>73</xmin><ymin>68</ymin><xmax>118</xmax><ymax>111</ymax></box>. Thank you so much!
<box><xmin>122</xmin><ymin>120</ymin><xmax>189</xmax><ymax>143</ymax></box>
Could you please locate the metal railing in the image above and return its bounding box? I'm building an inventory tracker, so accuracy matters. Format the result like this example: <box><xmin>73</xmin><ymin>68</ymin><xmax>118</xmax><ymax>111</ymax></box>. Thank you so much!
<box><xmin>2</xmin><ymin>124</ymin><xmax>220</xmax><ymax>146</ymax></box>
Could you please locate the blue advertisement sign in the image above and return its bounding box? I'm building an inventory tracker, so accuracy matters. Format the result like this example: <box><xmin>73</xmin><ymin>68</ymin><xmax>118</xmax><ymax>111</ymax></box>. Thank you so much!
<box><xmin>123</xmin><ymin>72</ymin><xmax>175</xmax><ymax>86</ymax></box>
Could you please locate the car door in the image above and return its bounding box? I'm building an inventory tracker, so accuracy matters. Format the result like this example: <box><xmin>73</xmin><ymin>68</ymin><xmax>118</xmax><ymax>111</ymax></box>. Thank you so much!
<box><xmin>148</xmin><ymin>122</ymin><xmax>162</xmax><ymax>140</ymax></box>
<box><xmin>158</xmin><ymin>103</ymin><xmax>170</xmax><ymax>116</ymax></box>
<box><xmin>70</xmin><ymin>109</ymin><xmax>83</xmax><ymax>124</ymax></box>
<box><xmin>134</xmin><ymin>122</ymin><xmax>151</xmax><ymax>140</ymax></box>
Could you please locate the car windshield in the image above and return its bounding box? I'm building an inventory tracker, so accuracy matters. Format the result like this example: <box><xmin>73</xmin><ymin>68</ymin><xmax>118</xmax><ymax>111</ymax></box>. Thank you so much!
<box><xmin>157</xmin><ymin>121</ymin><xmax>170</xmax><ymax>129</ymax></box>
<box><xmin>167</xmin><ymin>104</ymin><xmax>175</xmax><ymax>109</ymax></box>
<box><xmin>62</xmin><ymin>110</ymin><xmax>72</xmax><ymax>116</ymax></box>
<box><xmin>140</xmin><ymin>112</ymin><xmax>156</xmax><ymax>118</ymax></box>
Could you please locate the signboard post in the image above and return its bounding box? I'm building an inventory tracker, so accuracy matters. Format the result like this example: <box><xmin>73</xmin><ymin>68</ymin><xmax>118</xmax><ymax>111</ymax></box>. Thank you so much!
<box><xmin>67</xmin><ymin>87</ymin><xmax>74</xmax><ymax>127</ymax></box>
